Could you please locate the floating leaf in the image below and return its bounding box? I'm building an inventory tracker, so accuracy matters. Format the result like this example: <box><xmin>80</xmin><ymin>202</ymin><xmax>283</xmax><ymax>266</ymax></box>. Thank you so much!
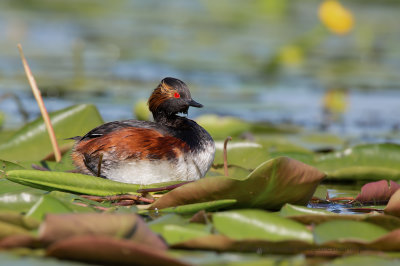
<box><xmin>313</xmin><ymin>220</ymin><xmax>389</xmax><ymax>244</ymax></box>
<box><xmin>160</xmin><ymin>224</ymin><xmax>211</xmax><ymax>245</ymax></box>
<box><xmin>0</xmin><ymin>235</ymin><xmax>40</xmax><ymax>250</ymax></box>
<box><xmin>133</xmin><ymin>99</ymin><xmax>151</xmax><ymax>121</ymax></box>
<box><xmin>151</xmin><ymin>157</ymin><xmax>325</xmax><ymax>210</ymax></box>
<box><xmin>0</xmin><ymin>179</ymin><xmax>45</xmax><ymax>212</ymax></box>
<box><xmin>196</xmin><ymin>115</ymin><xmax>252</xmax><ymax>140</ymax></box>
<box><xmin>169</xmin><ymin>249</ymin><xmax>307</xmax><ymax>266</ymax></box>
<box><xmin>213</xmin><ymin>209</ymin><xmax>313</xmax><ymax>243</ymax></box>
<box><xmin>0</xmin><ymin>160</ymin><xmax>25</xmax><ymax>175</ymax></box>
<box><xmin>213</xmin><ymin>141</ymin><xmax>269</xmax><ymax>170</ymax></box>
<box><xmin>328</xmin><ymin>254</ymin><xmax>399</xmax><ymax>266</ymax></box>
<box><xmin>26</xmin><ymin>195</ymin><xmax>74</xmax><ymax>221</ymax></box>
<box><xmin>280</xmin><ymin>204</ymin><xmax>332</xmax><ymax>217</ymax></box>
<box><xmin>366</xmin><ymin>228</ymin><xmax>400</xmax><ymax>251</ymax></box>
<box><xmin>6</xmin><ymin>169</ymin><xmax>177</xmax><ymax>196</ymax></box>
<box><xmin>206</xmin><ymin>165</ymin><xmax>252</xmax><ymax>180</ymax></box>
<box><xmin>0</xmin><ymin>104</ymin><xmax>103</xmax><ymax>162</ymax></box>
<box><xmin>46</xmin><ymin>236</ymin><xmax>187</xmax><ymax>266</ymax></box>
<box><xmin>384</xmin><ymin>189</ymin><xmax>400</xmax><ymax>217</ymax></box>
<box><xmin>40</xmin><ymin>213</ymin><xmax>166</xmax><ymax>250</ymax></box>
<box><xmin>172</xmin><ymin>234</ymin><xmax>313</xmax><ymax>254</ymax></box>
<box><xmin>0</xmin><ymin>252</ymin><xmax>75</xmax><ymax>266</ymax></box>
<box><xmin>0</xmin><ymin>211</ymin><xmax>39</xmax><ymax>230</ymax></box>
<box><xmin>148</xmin><ymin>214</ymin><xmax>187</xmax><ymax>235</ymax></box>
<box><xmin>355</xmin><ymin>180</ymin><xmax>400</xmax><ymax>204</ymax></box>
<box><xmin>316</xmin><ymin>143</ymin><xmax>400</xmax><ymax>180</ymax></box>
<box><xmin>157</xmin><ymin>199</ymin><xmax>237</xmax><ymax>215</ymax></box>
<box><xmin>212</xmin><ymin>139</ymin><xmax>311</xmax><ymax>170</ymax></box>
<box><xmin>0</xmin><ymin>220</ymin><xmax>30</xmax><ymax>240</ymax></box>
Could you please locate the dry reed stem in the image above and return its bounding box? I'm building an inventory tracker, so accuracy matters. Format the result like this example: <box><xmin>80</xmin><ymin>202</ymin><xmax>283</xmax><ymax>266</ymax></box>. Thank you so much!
<box><xmin>18</xmin><ymin>44</ymin><xmax>61</xmax><ymax>162</ymax></box>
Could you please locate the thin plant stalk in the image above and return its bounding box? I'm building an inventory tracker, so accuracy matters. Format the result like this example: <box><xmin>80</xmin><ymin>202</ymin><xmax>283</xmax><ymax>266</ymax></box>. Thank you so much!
<box><xmin>18</xmin><ymin>44</ymin><xmax>62</xmax><ymax>162</ymax></box>
<box><xmin>223</xmin><ymin>136</ymin><xmax>232</xmax><ymax>176</ymax></box>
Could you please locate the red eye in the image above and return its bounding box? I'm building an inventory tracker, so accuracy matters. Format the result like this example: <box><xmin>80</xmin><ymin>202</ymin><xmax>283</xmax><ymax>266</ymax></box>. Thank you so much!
<box><xmin>174</xmin><ymin>92</ymin><xmax>180</xmax><ymax>98</ymax></box>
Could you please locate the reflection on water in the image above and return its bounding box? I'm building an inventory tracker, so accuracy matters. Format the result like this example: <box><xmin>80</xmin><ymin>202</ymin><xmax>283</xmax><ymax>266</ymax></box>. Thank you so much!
<box><xmin>0</xmin><ymin>0</ymin><xmax>400</xmax><ymax>140</ymax></box>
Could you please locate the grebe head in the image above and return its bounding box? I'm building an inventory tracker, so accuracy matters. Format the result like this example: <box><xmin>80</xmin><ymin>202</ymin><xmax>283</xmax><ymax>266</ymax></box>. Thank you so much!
<box><xmin>148</xmin><ymin>77</ymin><xmax>202</xmax><ymax>118</ymax></box>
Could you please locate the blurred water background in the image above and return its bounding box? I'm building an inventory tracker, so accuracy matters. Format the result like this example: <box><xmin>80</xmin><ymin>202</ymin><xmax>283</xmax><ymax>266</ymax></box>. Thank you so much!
<box><xmin>0</xmin><ymin>0</ymin><xmax>399</xmax><ymax>141</ymax></box>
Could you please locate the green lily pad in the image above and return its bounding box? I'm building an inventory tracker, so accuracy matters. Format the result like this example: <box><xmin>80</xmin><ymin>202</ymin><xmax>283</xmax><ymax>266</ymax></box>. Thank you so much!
<box><xmin>213</xmin><ymin>138</ymin><xmax>312</xmax><ymax>170</ymax></box>
<box><xmin>0</xmin><ymin>112</ymin><xmax>4</xmax><ymax>127</ymax></box>
<box><xmin>148</xmin><ymin>214</ymin><xmax>187</xmax><ymax>235</ymax></box>
<box><xmin>0</xmin><ymin>211</ymin><xmax>40</xmax><ymax>230</ymax></box>
<box><xmin>0</xmin><ymin>104</ymin><xmax>104</xmax><ymax>162</ymax></box>
<box><xmin>213</xmin><ymin>209</ymin><xmax>313</xmax><ymax>243</ymax></box>
<box><xmin>316</xmin><ymin>143</ymin><xmax>400</xmax><ymax>180</ymax></box>
<box><xmin>159</xmin><ymin>224</ymin><xmax>211</xmax><ymax>245</ymax></box>
<box><xmin>313</xmin><ymin>220</ymin><xmax>389</xmax><ymax>244</ymax></box>
<box><xmin>133</xmin><ymin>99</ymin><xmax>151</xmax><ymax>121</ymax></box>
<box><xmin>196</xmin><ymin>115</ymin><xmax>252</xmax><ymax>140</ymax></box>
<box><xmin>0</xmin><ymin>220</ymin><xmax>30</xmax><ymax>239</ymax></box>
<box><xmin>0</xmin><ymin>179</ymin><xmax>45</xmax><ymax>212</ymax></box>
<box><xmin>213</xmin><ymin>141</ymin><xmax>269</xmax><ymax>170</ymax></box>
<box><xmin>157</xmin><ymin>199</ymin><xmax>237</xmax><ymax>215</ymax></box>
<box><xmin>327</xmin><ymin>255</ymin><xmax>399</xmax><ymax>266</ymax></box>
<box><xmin>0</xmin><ymin>159</ymin><xmax>25</xmax><ymax>177</ymax></box>
<box><xmin>168</xmin><ymin>250</ymin><xmax>306</xmax><ymax>266</ymax></box>
<box><xmin>206</xmin><ymin>165</ymin><xmax>252</xmax><ymax>180</ymax></box>
<box><xmin>0</xmin><ymin>253</ymin><xmax>86</xmax><ymax>266</ymax></box>
<box><xmin>26</xmin><ymin>194</ymin><xmax>74</xmax><ymax>221</ymax></box>
<box><xmin>151</xmin><ymin>157</ymin><xmax>325</xmax><ymax>210</ymax></box>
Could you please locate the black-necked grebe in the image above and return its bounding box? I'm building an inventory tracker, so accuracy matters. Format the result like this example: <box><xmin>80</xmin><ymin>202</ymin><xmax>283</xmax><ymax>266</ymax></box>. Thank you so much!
<box><xmin>71</xmin><ymin>77</ymin><xmax>215</xmax><ymax>185</ymax></box>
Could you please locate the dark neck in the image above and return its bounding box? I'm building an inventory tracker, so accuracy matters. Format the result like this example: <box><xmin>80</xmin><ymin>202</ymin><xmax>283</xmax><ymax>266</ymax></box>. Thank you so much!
<box><xmin>153</xmin><ymin>112</ymin><xmax>183</xmax><ymax>127</ymax></box>
<box><xmin>153</xmin><ymin>110</ymin><xmax>213</xmax><ymax>152</ymax></box>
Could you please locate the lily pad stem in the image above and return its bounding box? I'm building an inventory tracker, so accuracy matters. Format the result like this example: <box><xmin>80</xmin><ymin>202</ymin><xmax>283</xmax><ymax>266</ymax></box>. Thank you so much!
<box><xmin>223</xmin><ymin>136</ymin><xmax>232</xmax><ymax>176</ymax></box>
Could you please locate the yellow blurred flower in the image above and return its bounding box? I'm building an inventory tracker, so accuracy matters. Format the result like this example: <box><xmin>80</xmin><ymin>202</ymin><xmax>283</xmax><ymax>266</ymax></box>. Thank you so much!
<box><xmin>319</xmin><ymin>0</ymin><xmax>354</xmax><ymax>35</ymax></box>
<box><xmin>323</xmin><ymin>88</ymin><xmax>348</xmax><ymax>115</ymax></box>
<box><xmin>279</xmin><ymin>45</ymin><xmax>304</xmax><ymax>66</ymax></box>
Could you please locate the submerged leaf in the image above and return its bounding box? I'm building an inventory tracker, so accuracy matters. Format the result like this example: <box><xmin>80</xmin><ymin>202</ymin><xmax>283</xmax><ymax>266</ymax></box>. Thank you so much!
<box><xmin>151</xmin><ymin>157</ymin><xmax>325</xmax><ymax>210</ymax></box>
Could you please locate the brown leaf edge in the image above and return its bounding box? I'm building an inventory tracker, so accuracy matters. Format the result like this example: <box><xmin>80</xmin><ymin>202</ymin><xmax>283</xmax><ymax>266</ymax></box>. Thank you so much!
<box><xmin>384</xmin><ymin>189</ymin><xmax>400</xmax><ymax>217</ymax></box>
<box><xmin>39</xmin><ymin>213</ymin><xmax>166</xmax><ymax>250</ymax></box>
<box><xmin>47</xmin><ymin>235</ymin><xmax>189</xmax><ymax>266</ymax></box>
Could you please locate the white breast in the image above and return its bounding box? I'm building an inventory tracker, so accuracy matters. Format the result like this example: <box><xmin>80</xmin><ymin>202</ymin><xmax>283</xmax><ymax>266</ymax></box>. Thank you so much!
<box><xmin>104</xmin><ymin>142</ymin><xmax>215</xmax><ymax>185</ymax></box>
